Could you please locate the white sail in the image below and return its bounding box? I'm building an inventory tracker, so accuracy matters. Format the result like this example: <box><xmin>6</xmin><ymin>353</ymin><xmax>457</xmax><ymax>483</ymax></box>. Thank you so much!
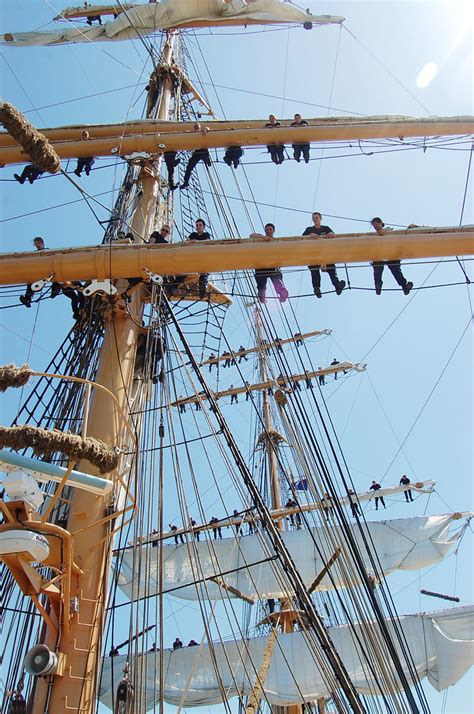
<box><xmin>1</xmin><ymin>2</ymin><xmax>344</xmax><ymax>47</ymax></box>
<box><xmin>99</xmin><ymin>605</ymin><xmax>474</xmax><ymax>709</ymax></box>
<box><xmin>117</xmin><ymin>514</ymin><xmax>463</xmax><ymax>601</ymax></box>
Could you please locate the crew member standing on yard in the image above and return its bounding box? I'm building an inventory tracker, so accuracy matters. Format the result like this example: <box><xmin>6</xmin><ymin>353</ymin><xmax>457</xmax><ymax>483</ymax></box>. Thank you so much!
<box><xmin>208</xmin><ymin>353</ymin><xmax>217</xmax><ymax>371</ymax></box>
<box><xmin>348</xmin><ymin>490</ymin><xmax>361</xmax><ymax>517</ymax></box>
<box><xmin>251</xmin><ymin>223</ymin><xmax>289</xmax><ymax>304</ymax></box>
<box><xmin>320</xmin><ymin>492</ymin><xmax>332</xmax><ymax>521</ymax></box>
<box><xmin>370</xmin><ymin>217</ymin><xmax>413</xmax><ymax>295</ymax></box>
<box><xmin>74</xmin><ymin>130</ymin><xmax>95</xmax><ymax>177</ymax></box>
<box><xmin>222</xmin><ymin>351</ymin><xmax>231</xmax><ymax>368</ymax></box>
<box><xmin>237</xmin><ymin>346</ymin><xmax>248</xmax><ymax>362</ymax></box>
<box><xmin>265</xmin><ymin>114</ymin><xmax>285</xmax><ymax>164</ymax></box>
<box><xmin>302</xmin><ymin>212</ymin><xmax>345</xmax><ymax>298</ymax></box>
<box><xmin>190</xmin><ymin>518</ymin><xmax>200</xmax><ymax>541</ymax></box>
<box><xmin>369</xmin><ymin>481</ymin><xmax>386</xmax><ymax>510</ymax></box>
<box><xmin>400</xmin><ymin>474</ymin><xmax>414</xmax><ymax>502</ymax></box>
<box><xmin>169</xmin><ymin>524</ymin><xmax>185</xmax><ymax>545</ymax></box>
<box><xmin>285</xmin><ymin>497</ymin><xmax>297</xmax><ymax>526</ymax></box>
<box><xmin>188</xmin><ymin>218</ymin><xmax>211</xmax><ymax>299</ymax></box>
<box><xmin>209</xmin><ymin>516</ymin><xmax>222</xmax><ymax>540</ymax></box>
<box><xmin>291</xmin><ymin>113</ymin><xmax>310</xmax><ymax>163</ymax></box>
<box><xmin>331</xmin><ymin>357</ymin><xmax>340</xmax><ymax>379</ymax></box>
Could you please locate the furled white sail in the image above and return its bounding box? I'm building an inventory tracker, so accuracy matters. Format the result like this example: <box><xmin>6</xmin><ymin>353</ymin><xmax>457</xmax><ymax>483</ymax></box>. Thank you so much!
<box><xmin>1</xmin><ymin>1</ymin><xmax>344</xmax><ymax>47</ymax></box>
<box><xmin>117</xmin><ymin>514</ymin><xmax>462</xmax><ymax>601</ymax></box>
<box><xmin>99</xmin><ymin>605</ymin><xmax>474</xmax><ymax>709</ymax></box>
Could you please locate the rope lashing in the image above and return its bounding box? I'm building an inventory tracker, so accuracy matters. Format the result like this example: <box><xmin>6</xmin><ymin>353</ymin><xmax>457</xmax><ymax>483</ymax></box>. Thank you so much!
<box><xmin>0</xmin><ymin>102</ymin><xmax>61</xmax><ymax>173</ymax></box>
<box><xmin>245</xmin><ymin>627</ymin><xmax>278</xmax><ymax>714</ymax></box>
<box><xmin>0</xmin><ymin>425</ymin><xmax>119</xmax><ymax>474</ymax></box>
<box><xmin>0</xmin><ymin>364</ymin><xmax>32</xmax><ymax>392</ymax></box>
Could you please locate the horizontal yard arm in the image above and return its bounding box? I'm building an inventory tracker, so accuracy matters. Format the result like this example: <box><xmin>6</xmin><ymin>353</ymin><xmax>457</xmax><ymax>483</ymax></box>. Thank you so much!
<box><xmin>0</xmin><ymin>115</ymin><xmax>472</xmax><ymax>165</ymax></box>
<box><xmin>0</xmin><ymin>227</ymin><xmax>472</xmax><ymax>286</ymax></box>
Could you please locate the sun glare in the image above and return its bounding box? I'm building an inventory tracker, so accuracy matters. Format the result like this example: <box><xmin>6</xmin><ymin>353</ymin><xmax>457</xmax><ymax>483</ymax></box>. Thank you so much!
<box><xmin>416</xmin><ymin>62</ymin><xmax>438</xmax><ymax>89</ymax></box>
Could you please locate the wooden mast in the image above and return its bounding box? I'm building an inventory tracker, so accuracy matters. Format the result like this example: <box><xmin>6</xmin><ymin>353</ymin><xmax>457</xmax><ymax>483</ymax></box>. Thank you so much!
<box><xmin>254</xmin><ymin>310</ymin><xmax>303</xmax><ymax>714</ymax></box>
<box><xmin>30</xmin><ymin>32</ymin><xmax>176</xmax><ymax>714</ymax></box>
<box><xmin>256</xmin><ymin>310</ymin><xmax>282</xmax><ymax>518</ymax></box>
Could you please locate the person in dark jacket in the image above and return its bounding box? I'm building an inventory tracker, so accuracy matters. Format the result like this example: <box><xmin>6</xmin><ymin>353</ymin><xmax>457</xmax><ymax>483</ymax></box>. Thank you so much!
<box><xmin>74</xmin><ymin>130</ymin><xmax>95</xmax><ymax>177</ymax></box>
<box><xmin>164</xmin><ymin>151</ymin><xmax>180</xmax><ymax>190</ymax></box>
<box><xmin>188</xmin><ymin>218</ymin><xmax>211</xmax><ymax>298</ymax></box>
<box><xmin>169</xmin><ymin>524</ymin><xmax>184</xmax><ymax>545</ymax></box>
<box><xmin>251</xmin><ymin>223</ymin><xmax>288</xmax><ymax>304</ymax></box>
<box><xmin>369</xmin><ymin>481</ymin><xmax>386</xmax><ymax>510</ymax></box>
<box><xmin>209</xmin><ymin>516</ymin><xmax>222</xmax><ymax>540</ymax></box>
<box><xmin>223</xmin><ymin>146</ymin><xmax>243</xmax><ymax>168</ymax></box>
<box><xmin>302</xmin><ymin>212</ymin><xmax>345</xmax><ymax>297</ymax></box>
<box><xmin>400</xmin><ymin>474</ymin><xmax>414</xmax><ymax>502</ymax></box>
<box><xmin>291</xmin><ymin>113</ymin><xmax>310</xmax><ymax>163</ymax></box>
<box><xmin>14</xmin><ymin>164</ymin><xmax>44</xmax><ymax>185</ymax></box>
<box><xmin>265</xmin><ymin>114</ymin><xmax>285</xmax><ymax>164</ymax></box>
<box><xmin>149</xmin><ymin>225</ymin><xmax>170</xmax><ymax>244</ymax></box>
<box><xmin>348</xmin><ymin>490</ymin><xmax>361</xmax><ymax>517</ymax></box>
<box><xmin>181</xmin><ymin>148</ymin><xmax>211</xmax><ymax>189</ymax></box>
<box><xmin>370</xmin><ymin>217</ymin><xmax>413</xmax><ymax>295</ymax></box>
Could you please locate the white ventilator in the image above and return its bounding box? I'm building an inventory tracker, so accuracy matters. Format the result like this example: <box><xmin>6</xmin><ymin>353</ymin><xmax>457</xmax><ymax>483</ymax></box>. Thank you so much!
<box><xmin>1</xmin><ymin>470</ymin><xmax>44</xmax><ymax>511</ymax></box>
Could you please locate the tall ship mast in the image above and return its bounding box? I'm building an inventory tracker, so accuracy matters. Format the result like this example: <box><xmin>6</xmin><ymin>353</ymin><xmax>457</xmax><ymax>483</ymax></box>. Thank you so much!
<box><xmin>0</xmin><ymin>3</ymin><xmax>473</xmax><ymax>714</ymax></box>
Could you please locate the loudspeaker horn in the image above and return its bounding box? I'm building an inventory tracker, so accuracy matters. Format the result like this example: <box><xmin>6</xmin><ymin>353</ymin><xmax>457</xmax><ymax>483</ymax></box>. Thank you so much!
<box><xmin>24</xmin><ymin>645</ymin><xmax>58</xmax><ymax>676</ymax></box>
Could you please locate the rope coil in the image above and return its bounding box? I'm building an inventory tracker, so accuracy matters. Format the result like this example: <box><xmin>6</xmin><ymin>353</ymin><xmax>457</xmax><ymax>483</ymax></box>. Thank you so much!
<box><xmin>0</xmin><ymin>102</ymin><xmax>61</xmax><ymax>173</ymax></box>
<box><xmin>0</xmin><ymin>425</ymin><xmax>119</xmax><ymax>474</ymax></box>
<box><xmin>0</xmin><ymin>364</ymin><xmax>32</xmax><ymax>392</ymax></box>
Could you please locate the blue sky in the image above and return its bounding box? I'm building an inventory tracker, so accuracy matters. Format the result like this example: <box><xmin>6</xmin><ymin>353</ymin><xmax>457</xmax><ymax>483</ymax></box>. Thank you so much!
<box><xmin>0</xmin><ymin>1</ymin><xmax>472</xmax><ymax>712</ymax></box>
